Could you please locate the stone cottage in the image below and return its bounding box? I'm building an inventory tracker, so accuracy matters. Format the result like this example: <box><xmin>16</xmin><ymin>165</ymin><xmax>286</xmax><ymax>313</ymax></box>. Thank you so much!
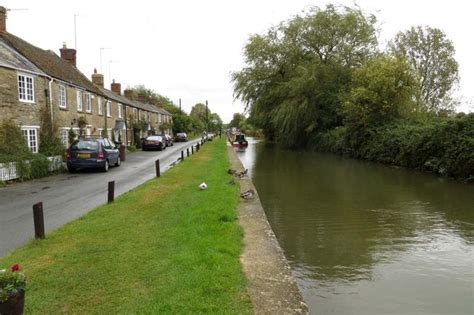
<box><xmin>0</xmin><ymin>6</ymin><xmax>172</xmax><ymax>153</ymax></box>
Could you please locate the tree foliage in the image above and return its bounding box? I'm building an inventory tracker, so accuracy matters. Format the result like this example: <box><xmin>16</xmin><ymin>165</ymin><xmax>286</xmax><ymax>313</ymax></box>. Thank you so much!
<box><xmin>389</xmin><ymin>26</ymin><xmax>459</xmax><ymax>113</ymax></box>
<box><xmin>232</xmin><ymin>4</ymin><xmax>471</xmax><ymax>179</ymax></box>
<box><xmin>232</xmin><ymin>4</ymin><xmax>378</xmax><ymax>147</ymax></box>
<box><xmin>229</xmin><ymin>113</ymin><xmax>246</xmax><ymax>129</ymax></box>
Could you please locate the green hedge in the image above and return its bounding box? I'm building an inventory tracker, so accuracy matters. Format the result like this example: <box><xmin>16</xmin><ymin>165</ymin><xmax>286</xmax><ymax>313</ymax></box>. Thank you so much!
<box><xmin>310</xmin><ymin>113</ymin><xmax>474</xmax><ymax>181</ymax></box>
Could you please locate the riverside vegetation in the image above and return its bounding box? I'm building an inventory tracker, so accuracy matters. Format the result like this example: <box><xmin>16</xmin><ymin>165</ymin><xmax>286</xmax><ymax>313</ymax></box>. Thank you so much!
<box><xmin>0</xmin><ymin>138</ymin><xmax>252</xmax><ymax>314</ymax></box>
<box><xmin>232</xmin><ymin>4</ymin><xmax>473</xmax><ymax>181</ymax></box>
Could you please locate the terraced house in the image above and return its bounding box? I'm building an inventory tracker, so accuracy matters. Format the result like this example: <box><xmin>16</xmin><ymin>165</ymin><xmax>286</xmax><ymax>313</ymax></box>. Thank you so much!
<box><xmin>0</xmin><ymin>6</ymin><xmax>172</xmax><ymax>153</ymax></box>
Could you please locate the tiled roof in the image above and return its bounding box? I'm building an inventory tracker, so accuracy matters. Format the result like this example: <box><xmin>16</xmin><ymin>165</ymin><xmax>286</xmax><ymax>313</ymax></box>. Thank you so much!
<box><xmin>0</xmin><ymin>32</ymin><xmax>103</xmax><ymax>96</ymax></box>
<box><xmin>157</xmin><ymin>107</ymin><xmax>172</xmax><ymax>116</ymax></box>
<box><xmin>0</xmin><ymin>38</ymin><xmax>45</xmax><ymax>75</ymax></box>
<box><xmin>97</xmin><ymin>86</ymin><xmax>136</xmax><ymax>108</ymax></box>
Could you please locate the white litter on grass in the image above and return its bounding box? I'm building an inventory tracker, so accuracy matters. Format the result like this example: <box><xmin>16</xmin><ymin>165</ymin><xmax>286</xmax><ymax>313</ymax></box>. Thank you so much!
<box><xmin>199</xmin><ymin>182</ymin><xmax>208</xmax><ymax>190</ymax></box>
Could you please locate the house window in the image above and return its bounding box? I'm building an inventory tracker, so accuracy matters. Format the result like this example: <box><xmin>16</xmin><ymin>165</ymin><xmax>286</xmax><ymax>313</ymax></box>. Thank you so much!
<box><xmin>21</xmin><ymin>127</ymin><xmax>38</xmax><ymax>153</ymax></box>
<box><xmin>59</xmin><ymin>85</ymin><xmax>67</xmax><ymax>108</ymax></box>
<box><xmin>86</xmin><ymin>93</ymin><xmax>92</xmax><ymax>112</ymax></box>
<box><xmin>76</xmin><ymin>90</ymin><xmax>83</xmax><ymax>111</ymax></box>
<box><xmin>106</xmin><ymin>101</ymin><xmax>111</xmax><ymax>117</ymax></box>
<box><xmin>118</xmin><ymin>103</ymin><xmax>123</xmax><ymax>118</ymax></box>
<box><xmin>60</xmin><ymin>128</ymin><xmax>68</xmax><ymax>147</ymax></box>
<box><xmin>98</xmin><ymin>97</ymin><xmax>103</xmax><ymax>115</ymax></box>
<box><xmin>18</xmin><ymin>74</ymin><xmax>35</xmax><ymax>102</ymax></box>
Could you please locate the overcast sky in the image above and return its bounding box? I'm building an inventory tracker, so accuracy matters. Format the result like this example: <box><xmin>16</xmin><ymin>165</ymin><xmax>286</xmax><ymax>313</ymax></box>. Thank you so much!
<box><xmin>3</xmin><ymin>0</ymin><xmax>473</xmax><ymax>122</ymax></box>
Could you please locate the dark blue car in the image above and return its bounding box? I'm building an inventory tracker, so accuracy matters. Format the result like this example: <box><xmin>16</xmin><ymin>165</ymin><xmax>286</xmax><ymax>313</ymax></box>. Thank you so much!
<box><xmin>66</xmin><ymin>137</ymin><xmax>120</xmax><ymax>172</ymax></box>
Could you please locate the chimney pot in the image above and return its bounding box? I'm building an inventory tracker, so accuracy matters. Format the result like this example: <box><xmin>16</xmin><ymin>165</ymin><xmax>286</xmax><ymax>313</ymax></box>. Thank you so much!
<box><xmin>137</xmin><ymin>92</ymin><xmax>147</xmax><ymax>103</ymax></box>
<box><xmin>60</xmin><ymin>43</ymin><xmax>77</xmax><ymax>67</ymax></box>
<box><xmin>124</xmin><ymin>89</ymin><xmax>134</xmax><ymax>100</ymax></box>
<box><xmin>111</xmin><ymin>81</ymin><xmax>121</xmax><ymax>95</ymax></box>
<box><xmin>91</xmin><ymin>69</ymin><xmax>104</xmax><ymax>88</ymax></box>
<box><xmin>0</xmin><ymin>6</ymin><xmax>7</xmax><ymax>33</ymax></box>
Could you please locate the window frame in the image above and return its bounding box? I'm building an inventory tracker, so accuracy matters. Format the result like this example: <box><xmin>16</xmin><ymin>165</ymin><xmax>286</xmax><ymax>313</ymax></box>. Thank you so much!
<box><xmin>59</xmin><ymin>128</ymin><xmax>69</xmax><ymax>147</ymax></box>
<box><xmin>97</xmin><ymin>97</ymin><xmax>103</xmax><ymax>115</ymax></box>
<box><xmin>76</xmin><ymin>90</ymin><xmax>83</xmax><ymax>111</ymax></box>
<box><xmin>86</xmin><ymin>93</ymin><xmax>92</xmax><ymax>113</ymax></box>
<box><xmin>59</xmin><ymin>84</ymin><xmax>67</xmax><ymax>108</ymax></box>
<box><xmin>106</xmin><ymin>100</ymin><xmax>111</xmax><ymax>117</ymax></box>
<box><xmin>17</xmin><ymin>73</ymin><xmax>35</xmax><ymax>103</ymax></box>
<box><xmin>21</xmin><ymin>126</ymin><xmax>39</xmax><ymax>153</ymax></box>
<box><xmin>118</xmin><ymin>103</ymin><xmax>123</xmax><ymax>119</ymax></box>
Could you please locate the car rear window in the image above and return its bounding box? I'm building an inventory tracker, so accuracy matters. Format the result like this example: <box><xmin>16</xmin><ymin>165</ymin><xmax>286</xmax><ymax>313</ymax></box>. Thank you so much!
<box><xmin>71</xmin><ymin>140</ymin><xmax>99</xmax><ymax>151</ymax></box>
<box><xmin>147</xmin><ymin>136</ymin><xmax>162</xmax><ymax>141</ymax></box>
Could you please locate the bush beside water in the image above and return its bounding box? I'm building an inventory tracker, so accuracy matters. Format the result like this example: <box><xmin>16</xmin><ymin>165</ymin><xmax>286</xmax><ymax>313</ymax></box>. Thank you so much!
<box><xmin>310</xmin><ymin>113</ymin><xmax>474</xmax><ymax>181</ymax></box>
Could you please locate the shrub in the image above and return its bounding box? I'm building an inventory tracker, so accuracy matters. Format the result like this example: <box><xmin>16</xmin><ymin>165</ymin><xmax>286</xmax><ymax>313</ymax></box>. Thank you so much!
<box><xmin>311</xmin><ymin>113</ymin><xmax>474</xmax><ymax>180</ymax></box>
<box><xmin>0</xmin><ymin>120</ymin><xmax>32</xmax><ymax>163</ymax></box>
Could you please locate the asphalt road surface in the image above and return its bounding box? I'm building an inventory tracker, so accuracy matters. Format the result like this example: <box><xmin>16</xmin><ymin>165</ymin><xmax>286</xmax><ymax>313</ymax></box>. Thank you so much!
<box><xmin>0</xmin><ymin>139</ymin><xmax>201</xmax><ymax>257</ymax></box>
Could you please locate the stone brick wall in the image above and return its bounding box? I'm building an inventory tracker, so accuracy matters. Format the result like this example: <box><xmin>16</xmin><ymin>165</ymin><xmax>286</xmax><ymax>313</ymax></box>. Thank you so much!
<box><xmin>0</xmin><ymin>67</ymin><xmax>48</xmax><ymax>127</ymax></box>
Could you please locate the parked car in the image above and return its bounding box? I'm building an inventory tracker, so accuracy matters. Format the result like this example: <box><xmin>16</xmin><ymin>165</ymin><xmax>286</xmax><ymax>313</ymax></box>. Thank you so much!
<box><xmin>142</xmin><ymin>135</ymin><xmax>166</xmax><ymax>151</ymax></box>
<box><xmin>175</xmin><ymin>132</ymin><xmax>188</xmax><ymax>142</ymax></box>
<box><xmin>162</xmin><ymin>134</ymin><xmax>174</xmax><ymax>147</ymax></box>
<box><xmin>66</xmin><ymin>136</ymin><xmax>120</xmax><ymax>173</ymax></box>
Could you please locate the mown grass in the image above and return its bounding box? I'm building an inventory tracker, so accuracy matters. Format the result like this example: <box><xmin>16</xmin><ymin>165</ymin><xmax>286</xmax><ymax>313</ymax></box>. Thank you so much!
<box><xmin>0</xmin><ymin>138</ymin><xmax>252</xmax><ymax>314</ymax></box>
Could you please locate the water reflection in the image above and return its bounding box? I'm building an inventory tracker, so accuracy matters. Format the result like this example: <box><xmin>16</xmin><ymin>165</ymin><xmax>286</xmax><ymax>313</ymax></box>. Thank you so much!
<box><xmin>238</xmin><ymin>140</ymin><xmax>474</xmax><ymax>315</ymax></box>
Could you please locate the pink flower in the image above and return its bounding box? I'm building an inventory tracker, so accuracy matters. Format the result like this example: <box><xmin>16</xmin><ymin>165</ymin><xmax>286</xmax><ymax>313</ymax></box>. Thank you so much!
<box><xmin>10</xmin><ymin>264</ymin><xmax>21</xmax><ymax>272</ymax></box>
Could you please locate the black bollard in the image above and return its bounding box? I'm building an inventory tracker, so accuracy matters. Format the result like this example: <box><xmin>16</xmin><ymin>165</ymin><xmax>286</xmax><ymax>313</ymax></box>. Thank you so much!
<box><xmin>191</xmin><ymin>146</ymin><xmax>194</xmax><ymax>154</ymax></box>
<box><xmin>187</xmin><ymin>148</ymin><xmax>190</xmax><ymax>157</ymax></box>
<box><xmin>33</xmin><ymin>202</ymin><xmax>45</xmax><ymax>239</ymax></box>
<box><xmin>181</xmin><ymin>150</ymin><xmax>184</xmax><ymax>161</ymax></box>
<box><xmin>155</xmin><ymin>159</ymin><xmax>160</xmax><ymax>177</ymax></box>
<box><xmin>108</xmin><ymin>181</ymin><xmax>115</xmax><ymax>203</ymax></box>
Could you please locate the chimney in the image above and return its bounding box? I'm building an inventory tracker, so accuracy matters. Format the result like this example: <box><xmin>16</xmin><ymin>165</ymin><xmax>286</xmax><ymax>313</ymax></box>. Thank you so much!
<box><xmin>124</xmin><ymin>89</ymin><xmax>134</xmax><ymax>100</ymax></box>
<box><xmin>91</xmin><ymin>68</ymin><xmax>104</xmax><ymax>88</ymax></box>
<box><xmin>60</xmin><ymin>43</ymin><xmax>76</xmax><ymax>67</ymax></box>
<box><xmin>111</xmin><ymin>79</ymin><xmax>121</xmax><ymax>95</ymax></box>
<box><xmin>0</xmin><ymin>6</ymin><xmax>6</xmax><ymax>33</ymax></box>
<box><xmin>137</xmin><ymin>92</ymin><xmax>147</xmax><ymax>103</ymax></box>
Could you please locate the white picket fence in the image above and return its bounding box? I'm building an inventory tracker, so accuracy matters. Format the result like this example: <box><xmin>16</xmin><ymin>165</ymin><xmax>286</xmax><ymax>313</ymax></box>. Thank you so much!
<box><xmin>0</xmin><ymin>155</ymin><xmax>64</xmax><ymax>181</ymax></box>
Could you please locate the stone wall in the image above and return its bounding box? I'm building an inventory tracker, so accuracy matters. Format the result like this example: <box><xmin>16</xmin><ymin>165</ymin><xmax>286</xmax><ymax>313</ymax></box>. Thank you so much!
<box><xmin>0</xmin><ymin>67</ymin><xmax>48</xmax><ymax>127</ymax></box>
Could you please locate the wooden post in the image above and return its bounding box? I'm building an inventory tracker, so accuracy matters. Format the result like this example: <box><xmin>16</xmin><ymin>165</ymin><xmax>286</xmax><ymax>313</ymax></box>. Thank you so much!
<box><xmin>197</xmin><ymin>143</ymin><xmax>200</xmax><ymax>151</ymax></box>
<box><xmin>155</xmin><ymin>159</ymin><xmax>160</xmax><ymax>177</ymax></box>
<box><xmin>187</xmin><ymin>148</ymin><xmax>190</xmax><ymax>157</ymax></box>
<box><xmin>32</xmin><ymin>202</ymin><xmax>45</xmax><ymax>239</ymax></box>
<box><xmin>181</xmin><ymin>150</ymin><xmax>184</xmax><ymax>161</ymax></box>
<box><xmin>108</xmin><ymin>181</ymin><xmax>115</xmax><ymax>203</ymax></box>
<box><xmin>191</xmin><ymin>146</ymin><xmax>194</xmax><ymax>154</ymax></box>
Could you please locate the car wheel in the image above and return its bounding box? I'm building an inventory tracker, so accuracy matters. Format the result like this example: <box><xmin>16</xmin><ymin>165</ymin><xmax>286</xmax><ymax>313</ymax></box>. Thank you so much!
<box><xmin>115</xmin><ymin>156</ymin><xmax>121</xmax><ymax>167</ymax></box>
<box><xmin>103</xmin><ymin>160</ymin><xmax>109</xmax><ymax>172</ymax></box>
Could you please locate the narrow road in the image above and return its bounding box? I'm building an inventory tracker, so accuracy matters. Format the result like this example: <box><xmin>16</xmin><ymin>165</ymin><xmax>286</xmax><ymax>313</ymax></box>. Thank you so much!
<box><xmin>0</xmin><ymin>140</ymin><xmax>200</xmax><ymax>256</ymax></box>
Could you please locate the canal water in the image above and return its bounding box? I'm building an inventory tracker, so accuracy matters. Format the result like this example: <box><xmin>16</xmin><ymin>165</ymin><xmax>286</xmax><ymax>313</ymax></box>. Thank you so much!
<box><xmin>236</xmin><ymin>139</ymin><xmax>474</xmax><ymax>315</ymax></box>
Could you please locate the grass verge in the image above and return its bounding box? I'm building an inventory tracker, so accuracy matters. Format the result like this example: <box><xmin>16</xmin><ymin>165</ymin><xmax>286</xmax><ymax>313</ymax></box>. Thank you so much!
<box><xmin>0</xmin><ymin>138</ymin><xmax>252</xmax><ymax>314</ymax></box>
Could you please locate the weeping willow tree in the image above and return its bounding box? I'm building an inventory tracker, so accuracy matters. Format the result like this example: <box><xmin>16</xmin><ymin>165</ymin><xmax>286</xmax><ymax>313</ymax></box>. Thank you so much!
<box><xmin>232</xmin><ymin>4</ymin><xmax>378</xmax><ymax>148</ymax></box>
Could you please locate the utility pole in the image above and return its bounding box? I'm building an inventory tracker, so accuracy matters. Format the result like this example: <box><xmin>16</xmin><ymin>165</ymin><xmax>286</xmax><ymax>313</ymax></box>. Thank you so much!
<box><xmin>179</xmin><ymin>98</ymin><xmax>182</xmax><ymax>112</ymax></box>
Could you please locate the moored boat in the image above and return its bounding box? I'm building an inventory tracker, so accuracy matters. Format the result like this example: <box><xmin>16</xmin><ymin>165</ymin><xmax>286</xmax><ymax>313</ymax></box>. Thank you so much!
<box><xmin>228</xmin><ymin>132</ymin><xmax>248</xmax><ymax>148</ymax></box>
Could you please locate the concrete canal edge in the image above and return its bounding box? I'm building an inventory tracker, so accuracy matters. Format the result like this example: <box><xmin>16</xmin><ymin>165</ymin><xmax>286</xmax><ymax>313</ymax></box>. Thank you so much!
<box><xmin>227</xmin><ymin>145</ymin><xmax>309</xmax><ymax>314</ymax></box>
